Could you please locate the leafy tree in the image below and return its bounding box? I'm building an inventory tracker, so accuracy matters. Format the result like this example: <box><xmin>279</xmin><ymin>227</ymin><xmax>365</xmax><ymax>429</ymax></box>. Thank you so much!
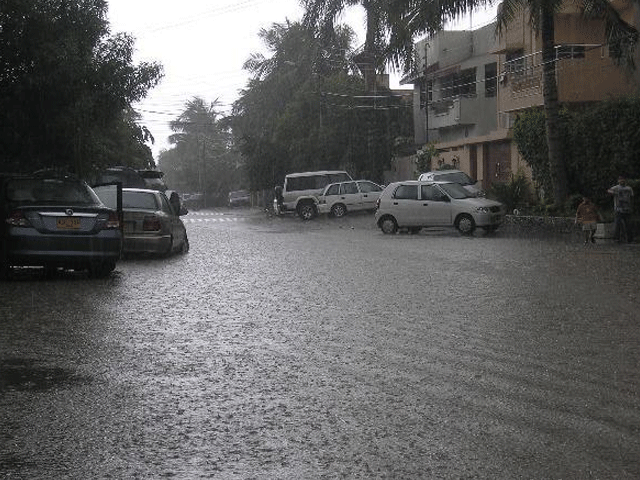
<box><xmin>232</xmin><ymin>21</ymin><xmax>412</xmax><ymax>189</ymax></box>
<box><xmin>0</xmin><ymin>0</ymin><xmax>163</xmax><ymax>177</ymax></box>
<box><xmin>159</xmin><ymin>98</ymin><xmax>241</xmax><ymax>206</ymax></box>
<box><xmin>382</xmin><ymin>0</ymin><xmax>638</xmax><ymax>207</ymax></box>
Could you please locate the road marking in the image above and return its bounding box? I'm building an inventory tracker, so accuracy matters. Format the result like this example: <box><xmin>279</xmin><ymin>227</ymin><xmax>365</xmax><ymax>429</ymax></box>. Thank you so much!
<box><xmin>183</xmin><ymin>217</ymin><xmax>242</xmax><ymax>224</ymax></box>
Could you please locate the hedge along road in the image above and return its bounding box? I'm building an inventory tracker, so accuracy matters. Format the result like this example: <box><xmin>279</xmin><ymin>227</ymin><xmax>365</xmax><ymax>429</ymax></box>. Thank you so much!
<box><xmin>1</xmin><ymin>208</ymin><xmax>639</xmax><ymax>479</ymax></box>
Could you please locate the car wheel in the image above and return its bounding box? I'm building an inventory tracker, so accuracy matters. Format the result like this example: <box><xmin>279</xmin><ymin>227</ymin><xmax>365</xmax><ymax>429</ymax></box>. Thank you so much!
<box><xmin>297</xmin><ymin>203</ymin><xmax>316</xmax><ymax>221</ymax></box>
<box><xmin>331</xmin><ymin>203</ymin><xmax>347</xmax><ymax>218</ymax></box>
<box><xmin>456</xmin><ymin>214</ymin><xmax>476</xmax><ymax>235</ymax></box>
<box><xmin>89</xmin><ymin>262</ymin><xmax>115</xmax><ymax>278</ymax></box>
<box><xmin>379</xmin><ymin>216</ymin><xmax>398</xmax><ymax>234</ymax></box>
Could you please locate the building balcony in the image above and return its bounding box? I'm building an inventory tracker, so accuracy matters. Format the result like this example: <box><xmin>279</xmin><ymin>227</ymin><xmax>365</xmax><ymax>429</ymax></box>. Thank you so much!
<box><xmin>428</xmin><ymin>95</ymin><xmax>479</xmax><ymax>129</ymax></box>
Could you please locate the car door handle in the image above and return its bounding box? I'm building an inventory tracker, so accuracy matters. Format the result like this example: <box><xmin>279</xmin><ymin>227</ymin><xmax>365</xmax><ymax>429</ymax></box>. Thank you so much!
<box><xmin>423</xmin><ymin>203</ymin><xmax>429</xmax><ymax>206</ymax></box>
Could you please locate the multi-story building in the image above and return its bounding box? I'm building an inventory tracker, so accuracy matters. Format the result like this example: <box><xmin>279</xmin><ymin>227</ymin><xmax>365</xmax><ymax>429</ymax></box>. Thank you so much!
<box><xmin>403</xmin><ymin>1</ymin><xmax>640</xmax><ymax>192</ymax></box>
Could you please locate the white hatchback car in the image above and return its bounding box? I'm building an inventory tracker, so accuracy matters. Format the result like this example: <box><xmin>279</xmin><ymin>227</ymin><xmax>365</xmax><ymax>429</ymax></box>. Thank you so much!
<box><xmin>374</xmin><ymin>181</ymin><xmax>504</xmax><ymax>235</ymax></box>
<box><xmin>317</xmin><ymin>180</ymin><xmax>384</xmax><ymax>217</ymax></box>
<box><xmin>417</xmin><ymin>170</ymin><xmax>484</xmax><ymax>197</ymax></box>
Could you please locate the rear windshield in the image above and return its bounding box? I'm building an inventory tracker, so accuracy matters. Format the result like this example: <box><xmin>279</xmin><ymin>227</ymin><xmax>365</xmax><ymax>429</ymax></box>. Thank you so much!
<box><xmin>122</xmin><ymin>191</ymin><xmax>158</xmax><ymax>210</ymax></box>
<box><xmin>6</xmin><ymin>178</ymin><xmax>100</xmax><ymax>206</ymax></box>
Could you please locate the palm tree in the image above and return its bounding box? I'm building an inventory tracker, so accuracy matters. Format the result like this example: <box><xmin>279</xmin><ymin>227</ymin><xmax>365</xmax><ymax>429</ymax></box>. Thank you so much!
<box><xmin>384</xmin><ymin>0</ymin><xmax>638</xmax><ymax>207</ymax></box>
<box><xmin>302</xmin><ymin>0</ymin><xmax>395</xmax><ymax>92</ymax></box>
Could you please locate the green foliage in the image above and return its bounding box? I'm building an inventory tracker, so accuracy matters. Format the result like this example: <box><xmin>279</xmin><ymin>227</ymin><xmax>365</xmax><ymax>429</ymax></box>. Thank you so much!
<box><xmin>0</xmin><ymin>0</ymin><xmax>163</xmax><ymax>177</ymax></box>
<box><xmin>486</xmin><ymin>169</ymin><xmax>531</xmax><ymax>213</ymax></box>
<box><xmin>415</xmin><ymin>143</ymin><xmax>439</xmax><ymax>175</ymax></box>
<box><xmin>231</xmin><ymin>21</ymin><xmax>412</xmax><ymax>189</ymax></box>
<box><xmin>159</xmin><ymin>98</ymin><xmax>242</xmax><ymax>206</ymax></box>
<box><xmin>512</xmin><ymin>96</ymin><xmax>640</xmax><ymax>213</ymax></box>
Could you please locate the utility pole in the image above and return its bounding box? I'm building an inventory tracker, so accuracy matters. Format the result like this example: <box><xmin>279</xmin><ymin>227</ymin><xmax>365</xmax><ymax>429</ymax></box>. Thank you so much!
<box><xmin>424</xmin><ymin>39</ymin><xmax>430</xmax><ymax>145</ymax></box>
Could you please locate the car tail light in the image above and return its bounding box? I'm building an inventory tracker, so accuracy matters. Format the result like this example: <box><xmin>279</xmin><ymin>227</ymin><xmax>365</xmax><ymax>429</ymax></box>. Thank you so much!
<box><xmin>6</xmin><ymin>210</ymin><xmax>32</xmax><ymax>227</ymax></box>
<box><xmin>143</xmin><ymin>215</ymin><xmax>162</xmax><ymax>231</ymax></box>
<box><xmin>105</xmin><ymin>211</ymin><xmax>120</xmax><ymax>229</ymax></box>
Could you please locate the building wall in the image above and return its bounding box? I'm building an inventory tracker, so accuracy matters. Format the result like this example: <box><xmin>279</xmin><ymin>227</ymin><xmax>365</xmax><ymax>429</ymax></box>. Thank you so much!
<box><xmin>405</xmin><ymin>1</ymin><xmax>639</xmax><ymax>193</ymax></box>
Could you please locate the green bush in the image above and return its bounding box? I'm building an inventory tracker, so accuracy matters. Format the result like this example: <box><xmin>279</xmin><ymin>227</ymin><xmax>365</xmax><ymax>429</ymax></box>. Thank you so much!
<box><xmin>486</xmin><ymin>170</ymin><xmax>531</xmax><ymax>213</ymax></box>
<box><xmin>512</xmin><ymin>96</ymin><xmax>640</xmax><ymax>210</ymax></box>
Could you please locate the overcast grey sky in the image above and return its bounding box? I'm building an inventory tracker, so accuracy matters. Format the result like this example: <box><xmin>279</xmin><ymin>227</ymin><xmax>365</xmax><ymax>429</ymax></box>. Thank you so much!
<box><xmin>107</xmin><ymin>0</ymin><xmax>496</xmax><ymax>158</ymax></box>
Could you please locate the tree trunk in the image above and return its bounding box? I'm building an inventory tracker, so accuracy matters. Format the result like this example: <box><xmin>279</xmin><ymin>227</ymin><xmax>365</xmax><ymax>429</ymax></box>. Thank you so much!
<box><xmin>540</xmin><ymin>6</ymin><xmax>568</xmax><ymax>208</ymax></box>
<box><xmin>363</xmin><ymin>2</ymin><xmax>378</xmax><ymax>93</ymax></box>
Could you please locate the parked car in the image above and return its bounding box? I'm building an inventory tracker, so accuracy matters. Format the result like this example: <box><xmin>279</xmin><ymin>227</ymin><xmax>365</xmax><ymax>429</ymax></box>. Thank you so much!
<box><xmin>274</xmin><ymin>170</ymin><xmax>353</xmax><ymax>220</ymax></box>
<box><xmin>94</xmin><ymin>187</ymin><xmax>188</xmax><ymax>257</ymax></box>
<box><xmin>317</xmin><ymin>180</ymin><xmax>384</xmax><ymax>217</ymax></box>
<box><xmin>374</xmin><ymin>181</ymin><xmax>504</xmax><ymax>235</ymax></box>
<box><xmin>181</xmin><ymin>193</ymin><xmax>204</xmax><ymax>211</ymax></box>
<box><xmin>418</xmin><ymin>170</ymin><xmax>484</xmax><ymax>197</ymax></box>
<box><xmin>1</xmin><ymin>174</ymin><xmax>122</xmax><ymax>277</ymax></box>
<box><xmin>228</xmin><ymin>190</ymin><xmax>251</xmax><ymax>207</ymax></box>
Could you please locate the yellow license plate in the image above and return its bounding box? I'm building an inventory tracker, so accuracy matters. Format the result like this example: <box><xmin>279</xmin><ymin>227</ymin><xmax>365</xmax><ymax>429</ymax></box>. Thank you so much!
<box><xmin>56</xmin><ymin>217</ymin><xmax>81</xmax><ymax>229</ymax></box>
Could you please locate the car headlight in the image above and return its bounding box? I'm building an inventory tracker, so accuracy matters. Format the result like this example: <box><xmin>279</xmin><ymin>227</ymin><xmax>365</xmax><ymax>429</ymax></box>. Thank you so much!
<box><xmin>476</xmin><ymin>207</ymin><xmax>491</xmax><ymax>214</ymax></box>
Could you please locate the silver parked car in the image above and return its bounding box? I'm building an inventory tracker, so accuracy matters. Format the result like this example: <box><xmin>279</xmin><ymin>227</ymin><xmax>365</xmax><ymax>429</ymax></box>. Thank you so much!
<box><xmin>317</xmin><ymin>180</ymin><xmax>384</xmax><ymax>217</ymax></box>
<box><xmin>95</xmin><ymin>187</ymin><xmax>189</xmax><ymax>256</ymax></box>
<box><xmin>374</xmin><ymin>181</ymin><xmax>504</xmax><ymax>235</ymax></box>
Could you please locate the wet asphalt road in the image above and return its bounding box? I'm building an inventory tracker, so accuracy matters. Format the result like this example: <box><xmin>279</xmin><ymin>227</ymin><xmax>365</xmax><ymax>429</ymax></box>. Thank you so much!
<box><xmin>1</xmin><ymin>208</ymin><xmax>639</xmax><ymax>479</ymax></box>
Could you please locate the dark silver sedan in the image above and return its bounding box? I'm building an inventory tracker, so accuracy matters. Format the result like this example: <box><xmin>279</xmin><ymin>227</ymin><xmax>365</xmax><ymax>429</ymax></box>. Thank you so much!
<box><xmin>1</xmin><ymin>175</ymin><xmax>122</xmax><ymax>277</ymax></box>
<box><xmin>96</xmin><ymin>187</ymin><xmax>189</xmax><ymax>256</ymax></box>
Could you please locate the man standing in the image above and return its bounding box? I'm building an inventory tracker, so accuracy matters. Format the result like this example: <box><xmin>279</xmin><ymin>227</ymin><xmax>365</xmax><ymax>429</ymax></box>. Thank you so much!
<box><xmin>607</xmin><ymin>175</ymin><xmax>634</xmax><ymax>242</ymax></box>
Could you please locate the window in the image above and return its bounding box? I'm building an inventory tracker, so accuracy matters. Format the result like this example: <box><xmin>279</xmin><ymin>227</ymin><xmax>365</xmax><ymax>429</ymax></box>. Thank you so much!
<box><xmin>484</xmin><ymin>62</ymin><xmax>497</xmax><ymax>97</ymax></box>
<box><xmin>123</xmin><ymin>191</ymin><xmax>158</xmax><ymax>210</ymax></box>
<box><xmin>458</xmin><ymin>68</ymin><xmax>476</xmax><ymax>96</ymax></box>
<box><xmin>358</xmin><ymin>181</ymin><xmax>382</xmax><ymax>193</ymax></box>
<box><xmin>325</xmin><ymin>184</ymin><xmax>340</xmax><ymax>196</ymax></box>
<box><xmin>340</xmin><ymin>182</ymin><xmax>358</xmax><ymax>195</ymax></box>
<box><xmin>440</xmin><ymin>69</ymin><xmax>476</xmax><ymax>99</ymax></box>
<box><xmin>421</xmin><ymin>185</ymin><xmax>447</xmax><ymax>201</ymax></box>
<box><xmin>505</xmin><ymin>49</ymin><xmax>525</xmax><ymax>75</ymax></box>
<box><xmin>556</xmin><ymin>45</ymin><xmax>585</xmax><ymax>59</ymax></box>
<box><xmin>393</xmin><ymin>185</ymin><xmax>419</xmax><ymax>200</ymax></box>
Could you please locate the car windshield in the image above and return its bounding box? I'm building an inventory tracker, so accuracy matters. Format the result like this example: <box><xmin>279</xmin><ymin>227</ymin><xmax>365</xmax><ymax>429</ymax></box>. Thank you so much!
<box><xmin>439</xmin><ymin>182</ymin><xmax>472</xmax><ymax>199</ymax></box>
<box><xmin>6</xmin><ymin>178</ymin><xmax>100</xmax><ymax>206</ymax></box>
<box><xmin>436</xmin><ymin>172</ymin><xmax>474</xmax><ymax>185</ymax></box>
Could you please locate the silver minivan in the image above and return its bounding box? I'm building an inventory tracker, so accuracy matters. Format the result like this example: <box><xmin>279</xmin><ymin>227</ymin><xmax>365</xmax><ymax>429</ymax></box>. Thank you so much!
<box><xmin>374</xmin><ymin>181</ymin><xmax>504</xmax><ymax>235</ymax></box>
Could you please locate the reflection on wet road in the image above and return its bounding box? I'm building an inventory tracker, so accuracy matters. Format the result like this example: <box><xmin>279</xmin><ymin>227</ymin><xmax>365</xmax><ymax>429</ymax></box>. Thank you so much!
<box><xmin>1</xmin><ymin>209</ymin><xmax>639</xmax><ymax>478</ymax></box>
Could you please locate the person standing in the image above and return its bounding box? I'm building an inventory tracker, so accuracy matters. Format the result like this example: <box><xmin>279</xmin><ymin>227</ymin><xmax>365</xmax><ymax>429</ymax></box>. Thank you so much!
<box><xmin>607</xmin><ymin>175</ymin><xmax>634</xmax><ymax>242</ymax></box>
<box><xmin>575</xmin><ymin>196</ymin><xmax>600</xmax><ymax>244</ymax></box>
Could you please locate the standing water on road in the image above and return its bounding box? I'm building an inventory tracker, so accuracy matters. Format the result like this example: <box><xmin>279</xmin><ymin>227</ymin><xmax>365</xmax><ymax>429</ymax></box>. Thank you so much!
<box><xmin>1</xmin><ymin>209</ymin><xmax>639</xmax><ymax>478</ymax></box>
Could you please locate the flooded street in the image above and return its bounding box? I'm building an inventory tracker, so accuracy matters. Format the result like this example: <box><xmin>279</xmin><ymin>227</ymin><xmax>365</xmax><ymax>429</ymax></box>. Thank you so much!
<box><xmin>1</xmin><ymin>209</ymin><xmax>639</xmax><ymax>479</ymax></box>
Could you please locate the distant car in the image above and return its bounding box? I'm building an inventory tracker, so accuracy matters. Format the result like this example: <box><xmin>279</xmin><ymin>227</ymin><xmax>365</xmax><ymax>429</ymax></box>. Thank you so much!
<box><xmin>182</xmin><ymin>193</ymin><xmax>204</xmax><ymax>211</ymax></box>
<box><xmin>228</xmin><ymin>190</ymin><xmax>251</xmax><ymax>207</ymax></box>
<box><xmin>374</xmin><ymin>180</ymin><xmax>504</xmax><ymax>235</ymax></box>
<box><xmin>317</xmin><ymin>180</ymin><xmax>384</xmax><ymax>217</ymax></box>
<box><xmin>418</xmin><ymin>170</ymin><xmax>484</xmax><ymax>197</ymax></box>
<box><xmin>95</xmin><ymin>187</ymin><xmax>188</xmax><ymax>257</ymax></box>
<box><xmin>1</xmin><ymin>174</ymin><xmax>122</xmax><ymax>277</ymax></box>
